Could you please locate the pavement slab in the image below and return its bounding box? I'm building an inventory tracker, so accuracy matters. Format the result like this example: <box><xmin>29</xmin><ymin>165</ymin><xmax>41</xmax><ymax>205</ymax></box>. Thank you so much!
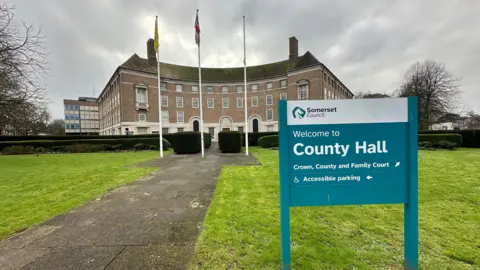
<box><xmin>0</xmin><ymin>144</ymin><xmax>260</xmax><ymax>269</ymax></box>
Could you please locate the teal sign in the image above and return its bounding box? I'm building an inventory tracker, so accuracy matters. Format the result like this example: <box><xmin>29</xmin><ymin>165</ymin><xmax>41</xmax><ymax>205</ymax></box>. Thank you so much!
<box><xmin>278</xmin><ymin>97</ymin><xmax>418</xmax><ymax>269</ymax></box>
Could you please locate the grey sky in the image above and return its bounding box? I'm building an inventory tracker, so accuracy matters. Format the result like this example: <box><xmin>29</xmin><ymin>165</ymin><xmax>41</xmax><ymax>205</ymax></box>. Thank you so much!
<box><xmin>6</xmin><ymin>0</ymin><xmax>480</xmax><ymax>118</ymax></box>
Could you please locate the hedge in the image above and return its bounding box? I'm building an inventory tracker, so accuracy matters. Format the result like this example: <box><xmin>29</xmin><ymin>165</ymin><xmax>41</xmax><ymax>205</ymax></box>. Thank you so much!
<box><xmin>0</xmin><ymin>138</ymin><xmax>171</xmax><ymax>152</ymax></box>
<box><xmin>0</xmin><ymin>134</ymin><xmax>164</xmax><ymax>142</ymax></box>
<box><xmin>258</xmin><ymin>135</ymin><xmax>279</xmax><ymax>148</ymax></box>
<box><xmin>241</xmin><ymin>132</ymin><xmax>278</xmax><ymax>146</ymax></box>
<box><xmin>419</xmin><ymin>129</ymin><xmax>479</xmax><ymax>148</ymax></box>
<box><xmin>172</xmin><ymin>132</ymin><xmax>202</xmax><ymax>154</ymax></box>
<box><xmin>418</xmin><ymin>133</ymin><xmax>462</xmax><ymax>147</ymax></box>
<box><xmin>218</xmin><ymin>131</ymin><xmax>242</xmax><ymax>153</ymax></box>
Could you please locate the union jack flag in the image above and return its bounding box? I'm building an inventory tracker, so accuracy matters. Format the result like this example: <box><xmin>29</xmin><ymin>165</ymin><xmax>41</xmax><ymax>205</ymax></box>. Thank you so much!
<box><xmin>194</xmin><ymin>10</ymin><xmax>200</xmax><ymax>46</ymax></box>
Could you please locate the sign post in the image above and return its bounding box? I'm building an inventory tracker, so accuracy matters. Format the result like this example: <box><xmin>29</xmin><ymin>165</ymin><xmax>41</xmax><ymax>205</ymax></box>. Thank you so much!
<box><xmin>278</xmin><ymin>97</ymin><xmax>418</xmax><ymax>269</ymax></box>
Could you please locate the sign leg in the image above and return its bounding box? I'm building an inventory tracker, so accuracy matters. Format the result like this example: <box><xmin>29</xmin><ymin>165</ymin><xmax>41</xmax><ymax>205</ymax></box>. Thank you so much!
<box><xmin>280</xmin><ymin>203</ymin><xmax>291</xmax><ymax>269</ymax></box>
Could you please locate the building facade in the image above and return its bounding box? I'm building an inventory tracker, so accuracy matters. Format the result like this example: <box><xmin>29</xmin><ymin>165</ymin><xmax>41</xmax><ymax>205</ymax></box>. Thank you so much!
<box><xmin>97</xmin><ymin>37</ymin><xmax>353</xmax><ymax>139</ymax></box>
<box><xmin>63</xmin><ymin>97</ymin><xmax>100</xmax><ymax>135</ymax></box>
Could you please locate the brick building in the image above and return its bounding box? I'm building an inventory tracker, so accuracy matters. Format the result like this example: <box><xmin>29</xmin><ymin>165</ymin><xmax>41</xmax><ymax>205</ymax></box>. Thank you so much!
<box><xmin>97</xmin><ymin>37</ymin><xmax>353</xmax><ymax>139</ymax></box>
<box><xmin>63</xmin><ymin>97</ymin><xmax>100</xmax><ymax>135</ymax></box>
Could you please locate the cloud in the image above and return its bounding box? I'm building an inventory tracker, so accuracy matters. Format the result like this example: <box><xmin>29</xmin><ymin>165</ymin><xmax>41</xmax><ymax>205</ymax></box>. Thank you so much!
<box><xmin>5</xmin><ymin>0</ymin><xmax>480</xmax><ymax>118</ymax></box>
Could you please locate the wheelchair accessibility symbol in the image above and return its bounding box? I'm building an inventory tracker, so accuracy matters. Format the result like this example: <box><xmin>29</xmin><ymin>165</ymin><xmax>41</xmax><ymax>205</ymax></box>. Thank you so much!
<box><xmin>294</xmin><ymin>177</ymin><xmax>300</xmax><ymax>183</ymax></box>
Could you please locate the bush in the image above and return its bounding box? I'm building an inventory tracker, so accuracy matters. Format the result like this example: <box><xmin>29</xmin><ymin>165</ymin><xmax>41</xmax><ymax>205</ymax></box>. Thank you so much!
<box><xmin>258</xmin><ymin>135</ymin><xmax>279</xmax><ymax>148</ymax></box>
<box><xmin>35</xmin><ymin>147</ymin><xmax>46</xmax><ymax>153</ymax></box>
<box><xmin>218</xmin><ymin>131</ymin><xmax>242</xmax><ymax>153</ymax></box>
<box><xmin>203</xmin><ymin>132</ymin><xmax>212</xmax><ymax>148</ymax></box>
<box><xmin>0</xmin><ymin>137</ymin><xmax>170</xmax><ymax>152</ymax></box>
<box><xmin>241</xmin><ymin>132</ymin><xmax>279</xmax><ymax>146</ymax></box>
<box><xmin>172</xmin><ymin>132</ymin><xmax>201</xmax><ymax>154</ymax></box>
<box><xmin>419</xmin><ymin>129</ymin><xmax>479</xmax><ymax>148</ymax></box>
<box><xmin>419</xmin><ymin>133</ymin><xmax>462</xmax><ymax>147</ymax></box>
<box><xmin>149</xmin><ymin>144</ymin><xmax>159</xmax><ymax>150</ymax></box>
<box><xmin>50</xmin><ymin>146</ymin><xmax>68</xmax><ymax>153</ymax></box>
<box><xmin>133</xmin><ymin>143</ymin><xmax>150</xmax><ymax>151</ymax></box>
<box><xmin>66</xmin><ymin>144</ymin><xmax>104</xmax><ymax>153</ymax></box>
<box><xmin>2</xmin><ymin>145</ymin><xmax>36</xmax><ymax>155</ymax></box>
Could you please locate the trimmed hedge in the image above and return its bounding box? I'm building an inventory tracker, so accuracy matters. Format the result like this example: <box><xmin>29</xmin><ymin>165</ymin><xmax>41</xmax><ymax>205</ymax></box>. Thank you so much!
<box><xmin>0</xmin><ymin>138</ymin><xmax>171</xmax><ymax>152</ymax></box>
<box><xmin>0</xmin><ymin>134</ymin><xmax>161</xmax><ymax>142</ymax></box>
<box><xmin>172</xmin><ymin>132</ymin><xmax>201</xmax><ymax>154</ymax></box>
<box><xmin>241</xmin><ymin>132</ymin><xmax>278</xmax><ymax>146</ymax></box>
<box><xmin>418</xmin><ymin>133</ymin><xmax>462</xmax><ymax>147</ymax></box>
<box><xmin>203</xmin><ymin>132</ymin><xmax>212</xmax><ymax>148</ymax></box>
<box><xmin>218</xmin><ymin>131</ymin><xmax>242</xmax><ymax>153</ymax></box>
<box><xmin>419</xmin><ymin>129</ymin><xmax>479</xmax><ymax>148</ymax></box>
<box><xmin>258</xmin><ymin>135</ymin><xmax>279</xmax><ymax>148</ymax></box>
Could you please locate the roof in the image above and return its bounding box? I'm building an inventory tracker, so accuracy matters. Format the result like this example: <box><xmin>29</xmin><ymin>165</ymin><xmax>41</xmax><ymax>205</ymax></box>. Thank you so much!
<box><xmin>119</xmin><ymin>52</ymin><xmax>321</xmax><ymax>83</ymax></box>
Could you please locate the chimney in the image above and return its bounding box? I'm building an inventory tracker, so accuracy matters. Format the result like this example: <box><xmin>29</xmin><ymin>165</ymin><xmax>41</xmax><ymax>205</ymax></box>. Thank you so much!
<box><xmin>146</xmin><ymin>38</ymin><xmax>156</xmax><ymax>66</ymax></box>
<box><xmin>289</xmin><ymin>36</ymin><xmax>298</xmax><ymax>62</ymax></box>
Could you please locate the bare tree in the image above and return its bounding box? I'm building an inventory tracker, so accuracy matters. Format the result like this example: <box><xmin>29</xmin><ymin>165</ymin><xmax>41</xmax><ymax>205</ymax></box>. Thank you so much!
<box><xmin>396</xmin><ymin>60</ymin><xmax>460</xmax><ymax>130</ymax></box>
<box><xmin>47</xmin><ymin>119</ymin><xmax>66</xmax><ymax>135</ymax></box>
<box><xmin>0</xmin><ymin>4</ymin><xmax>48</xmax><ymax>131</ymax></box>
<box><xmin>466</xmin><ymin>111</ymin><xmax>480</xmax><ymax>129</ymax></box>
<box><xmin>354</xmin><ymin>91</ymin><xmax>391</xmax><ymax>99</ymax></box>
<box><xmin>4</xmin><ymin>101</ymin><xmax>50</xmax><ymax>135</ymax></box>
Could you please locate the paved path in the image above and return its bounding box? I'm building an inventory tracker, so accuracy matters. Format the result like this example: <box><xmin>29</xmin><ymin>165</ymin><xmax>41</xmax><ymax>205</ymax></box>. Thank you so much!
<box><xmin>0</xmin><ymin>145</ymin><xmax>259</xmax><ymax>270</ymax></box>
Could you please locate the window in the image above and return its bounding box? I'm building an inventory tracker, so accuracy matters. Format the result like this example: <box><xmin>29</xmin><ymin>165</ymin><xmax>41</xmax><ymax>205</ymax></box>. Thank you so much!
<box><xmin>251</xmin><ymin>96</ymin><xmax>258</xmax><ymax>107</ymax></box>
<box><xmin>324</xmin><ymin>88</ymin><xmax>327</xmax><ymax>99</ymax></box>
<box><xmin>298</xmin><ymin>83</ymin><xmax>309</xmax><ymax>100</ymax></box>
<box><xmin>136</xmin><ymin>87</ymin><xmax>147</xmax><ymax>103</ymax></box>
<box><xmin>266</xmin><ymin>95</ymin><xmax>273</xmax><ymax>106</ymax></box>
<box><xmin>161</xmin><ymin>96</ymin><xmax>168</xmax><ymax>107</ymax></box>
<box><xmin>222</xmin><ymin>86</ymin><xmax>229</xmax><ymax>93</ymax></box>
<box><xmin>280</xmin><ymin>80</ymin><xmax>287</xmax><ymax>88</ymax></box>
<box><xmin>161</xmin><ymin>111</ymin><xmax>169</xmax><ymax>124</ymax></box>
<box><xmin>323</xmin><ymin>73</ymin><xmax>327</xmax><ymax>81</ymax></box>
<box><xmin>192</xmin><ymin>98</ymin><xmax>199</xmax><ymax>108</ymax></box>
<box><xmin>176</xmin><ymin>97</ymin><xmax>183</xmax><ymax>108</ymax></box>
<box><xmin>177</xmin><ymin>111</ymin><xmax>184</xmax><ymax>123</ymax></box>
<box><xmin>236</xmin><ymin>85</ymin><xmax>243</xmax><ymax>93</ymax></box>
<box><xmin>251</xmin><ymin>84</ymin><xmax>258</xmax><ymax>91</ymax></box>
<box><xmin>138</xmin><ymin>114</ymin><xmax>146</xmax><ymax>122</ymax></box>
<box><xmin>162</xmin><ymin>128</ymin><xmax>169</xmax><ymax>134</ymax></box>
<box><xmin>207</xmin><ymin>86</ymin><xmax>214</xmax><ymax>93</ymax></box>
<box><xmin>266</xmin><ymin>82</ymin><xmax>273</xmax><ymax>89</ymax></box>
<box><xmin>238</xmin><ymin>126</ymin><xmax>244</xmax><ymax>133</ymax></box>
<box><xmin>280</xmin><ymin>93</ymin><xmax>287</xmax><ymax>100</ymax></box>
<box><xmin>192</xmin><ymin>85</ymin><xmax>199</xmax><ymax>92</ymax></box>
<box><xmin>178</xmin><ymin>128</ymin><xmax>184</xmax><ymax>132</ymax></box>
<box><xmin>237</xmin><ymin>97</ymin><xmax>243</xmax><ymax>108</ymax></box>
<box><xmin>266</xmin><ymin>109</ymin><xmax>273</xmax><ymax>121</ymax></box>
<box><xmin>207</xmin><ymin>98</ymin><xmax>214</xmax><ymax>108</ymax></box>
<box><xmin>161</xmin><ymin>82</ymin><xmax>167</xmax><ymax>91</ymax></box>
<box><xmin>222</xmin><ymin>98</ymin><xmax>229</xmax><ymax>108</ymax></box>
<box><xmin>176</xmin><ymin>84</ymin><xmax>183</xmax><ymax>92</ymax></box>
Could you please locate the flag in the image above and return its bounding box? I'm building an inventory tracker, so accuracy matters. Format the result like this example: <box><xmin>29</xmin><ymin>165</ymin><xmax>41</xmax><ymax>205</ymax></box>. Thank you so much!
<box><xmin>194</xmin><ymin>10</ymin><xmax>200</xmax><ymax>45</ymax></box>
<box><xmin>154</xmin><ymin>16</ymin><xmax>159</xmax><ymax>52</ymax></box>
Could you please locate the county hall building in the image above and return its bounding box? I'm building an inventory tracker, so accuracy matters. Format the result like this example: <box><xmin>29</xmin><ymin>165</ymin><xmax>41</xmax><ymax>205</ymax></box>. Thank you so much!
<box><xmin>96</xmin><ymin>36</ymin><xmax>353</xmax><ymax>139</ymax></box>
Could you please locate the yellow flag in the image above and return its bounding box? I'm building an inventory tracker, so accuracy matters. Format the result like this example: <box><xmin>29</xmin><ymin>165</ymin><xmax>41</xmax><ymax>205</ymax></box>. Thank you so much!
<box><xmin>154</xmin><ymin>16</ymin><xmax>159</xmax><ymax>52</ymax></box>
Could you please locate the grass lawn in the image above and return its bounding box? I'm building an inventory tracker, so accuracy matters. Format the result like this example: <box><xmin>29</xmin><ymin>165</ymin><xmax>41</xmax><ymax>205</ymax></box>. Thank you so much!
<box><xmin>0</xmin><ymin>151</ymin><xmax>168</xmax><ymax>240</ymax></box>
<box><xmin>190</xmin><ymin>148</ymin><xmax>480</xmax><ymax>269</ymax></box>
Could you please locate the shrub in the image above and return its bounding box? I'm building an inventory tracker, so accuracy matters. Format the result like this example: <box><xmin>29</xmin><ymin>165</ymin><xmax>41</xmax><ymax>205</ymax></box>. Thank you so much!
<box><xmin>258</xmin><ymin>135</ymin><xmax>279</xmax><ymax>148</ymax></box>
<box><xmin>418</xmin><ymin>133</ymin><xmax>462</xmax><ymax>147</ymax></box>
<box><xmin>66</xmin><ymin>144</ymin><xmax>104</xmax><ymax>153</ymax></box>
<box><xmin>419</xmin><ymin>129</ymin><xmax>479</xmax><ymax>148</ymax></box>
<box><xmin>133</xmin><ymin>143</ymin><xmax>150</xmax><ymax>151</ymax></box>
<box><xmin>241</xmin><ymin>132</ymin><xmax>279</xmax><ymax>146</ymax></box>
<box><xmin>218</xmin><ymin>131</ymin><xmax>242</xmax><ymax>153</ymax></box>
<box><xmin>172</xmin><ymin>132</ymin><xmax>201</xmax><ymax>154</ymax></box>
<box><xmin>50</xmin><ymin>146</ymin><xmax>68</xmax><ymax>153</ymax></box>
<box><xmin>2</xmin><ymin>145</ymin><xmax>36</xmax><ymax>155</ymax></box>
<box><xmin>203</xmin><ymin>132</ymin><xmax>212</xmax><ymax>148</ymax></box>
<box><xmin>149</xmin><ymin>144</ymin><xmax>159</xmax><ymax>150</ymax></box>
<box><xmin>35</xmin><ymin>147</ymin><xmax>46</xmax><ymax>153</ymax></box>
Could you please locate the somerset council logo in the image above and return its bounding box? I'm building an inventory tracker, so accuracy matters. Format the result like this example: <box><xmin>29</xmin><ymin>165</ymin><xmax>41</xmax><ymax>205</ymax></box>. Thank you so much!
<box><xmin>292</xmin><ymin>106</ymin><xmax>306</xmax><ymax>119</ymax></box>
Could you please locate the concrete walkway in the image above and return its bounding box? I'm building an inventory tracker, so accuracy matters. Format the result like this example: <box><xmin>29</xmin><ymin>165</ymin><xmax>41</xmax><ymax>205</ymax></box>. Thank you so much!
<box><xmin>0</xmin><ymin>145</ymin><xmax>260</xmax><ymax>270</ymax></box>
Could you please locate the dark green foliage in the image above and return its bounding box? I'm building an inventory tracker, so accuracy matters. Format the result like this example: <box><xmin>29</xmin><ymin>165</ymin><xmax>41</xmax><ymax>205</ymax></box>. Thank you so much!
<box><xmin>218</xmin><ymin>131</ymin><xmax>242</xmax><ymax>153</ymax></box>
<box><xmin>419</xmin><ymin>130</ymin><xmax>479</xmax><ymax>148</ymax></box>
<box><xmin>258</xmin><ymin>135</ymin><xmax>279</xmax><ymax>148</ymax></box>
<box><xmin>149</xmin><ymin>145</ymin><xmax>159</xmax><ymax>150</ymax></box>
<box><xmin>203</xmin><ymin>132</ymin><xmax>212</xmax><ymax>148</ymax></box>
<box><xmin>2</xmin><ymin>146</ymin><xmax>36</xmax><ymax>155</ymax></box>
<box><xmin>133</xmin><ymin>143</ymin><xmax>150</xmax><ymax>151</ymax></box>
<box><xmin>0</xmin><ymin>137</ymin><xmax>171</xmax><ymax>154</ymax></box>
<box><xmin>418</xmin><ymin>133</ymin><xmax>462</xmax><ymax>147</ymax></box>
<box><xmin>172</xmin><ymin>132</ymin><xmax>201</xmax><ymax>154</ymax></box>
<box><xmin>241</xmin><ymin>132</ymin><xmax>279</xmax><ymax>146</ymax></box>
<box><xmin>35</xmin><ymin>147</ymin><xmax>46</xmax><ymax>153</ymax></box>
<box><xmin>0</xmin><ymin>134</ymin><xmax>169</xmax><ymax>142</ymax></box>
<box><xmin>419</xmin><ymin>140</ymin><xmax>458</xmax><ymax>151</ymax></box>
<box><xmin>66</xmin><ymin>144</ymin><xmax>104</xmax><ymax>153</ymax></box>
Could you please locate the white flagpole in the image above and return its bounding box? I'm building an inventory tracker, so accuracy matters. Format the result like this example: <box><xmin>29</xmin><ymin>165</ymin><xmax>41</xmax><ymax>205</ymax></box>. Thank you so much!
<box><xmin>197</xmin><ymin>10</ymin><xmax>205</xmax><ymax>158</ymax></box>
<box><xmin>156</xmin><ymin>17</ymin><xmax>164</xmax><ymax>158</ymax></box>
<box><xmin>243</xmin><ymin>16</ymin><xmax>249</xmax><ymax>156</ymax></box>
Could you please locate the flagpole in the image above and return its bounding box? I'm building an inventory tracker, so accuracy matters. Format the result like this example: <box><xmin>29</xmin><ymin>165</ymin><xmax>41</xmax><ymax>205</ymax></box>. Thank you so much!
<box><xmin>197</xmin><ymin>9</ymin><xmax>205</xmax><ymax>158</ymax></box>
<box><xmin>155</xmin><ymin>15</ymin><xmax>164</xmax><ymax>158</ymax></box>
<box><xmin>243</xmin><ymin>16</ymin><xmax>249</xmax><ymax>156</ymax></box>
